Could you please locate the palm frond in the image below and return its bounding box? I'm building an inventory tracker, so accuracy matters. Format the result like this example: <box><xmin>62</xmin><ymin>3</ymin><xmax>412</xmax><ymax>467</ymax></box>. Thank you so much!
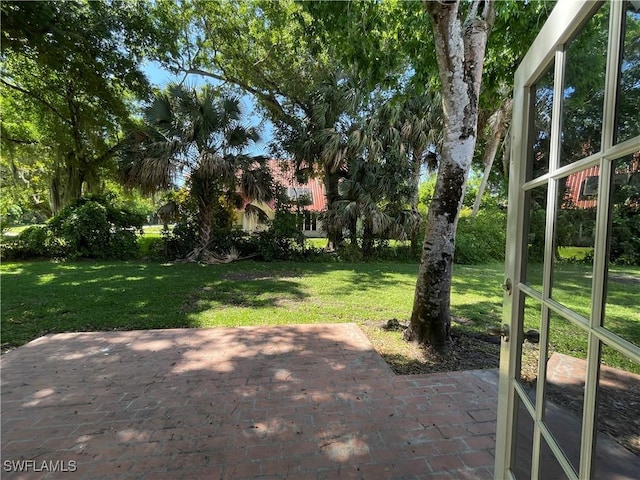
<box><xmin>239</xmin><ymin>165</ymin><xmax>274</xmax><ymax>202</ymax></box>
<box><xmin>244</xmin><ymin>203</ymin><xmax>271</xmax><ymax>223</ymax></box>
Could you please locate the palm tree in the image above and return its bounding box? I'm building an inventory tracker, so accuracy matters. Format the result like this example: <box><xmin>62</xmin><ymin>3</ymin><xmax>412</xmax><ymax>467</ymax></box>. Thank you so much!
<box><xmin>336</xmin><ymin>156</ymin><xmax>392</xmax><ymax>258</ymax></box>
<box><xmin>119</xmin><ymin>83</ymin><xmax>273</xmax><ymax>261</ymax></box>
<box><xmin>275</xmin><ymin>69</ymin><xmax>363</xmax><ymax>250</ymax></box>
<box><xmin>346</xmin><ymin>90</ymin><xmax>442</xmax><ymax>254</ymax></box>
<box><xmin>365</xmin><ymin>90</ymin><xmax>443</xmax><ymax>252</ymax></box>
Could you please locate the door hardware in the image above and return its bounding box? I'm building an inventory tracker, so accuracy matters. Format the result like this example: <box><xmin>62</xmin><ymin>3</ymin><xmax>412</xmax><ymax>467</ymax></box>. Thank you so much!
<box><xmin>502</xmin><ymin>278</ymin><xmax>512</xmax><ymax>295</ymax></box>
<box><xmin>523</xmin><ymin>329</ymin><xmax>540</xmax><ymax>344</ymax></box>
<box><xmin>487</xmin><ymin>324</ymin><xmax>510</xmax><ymax>342</ymax></box>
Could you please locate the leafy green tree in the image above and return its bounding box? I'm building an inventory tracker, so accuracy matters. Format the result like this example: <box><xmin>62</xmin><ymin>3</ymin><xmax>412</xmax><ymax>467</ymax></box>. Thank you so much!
<box><xmin>616</xmin><ymin>2</ymin><xmax>640</xmax><ymax>143</ymax></box>
<box><xmin>153</xmin><ymin>0</ymin><xmax>420</xmax><ymax>249</ymax></box>
<box><xmin>144</xmin><ymin>0</ymin><xmax>558</xmax><ymax>349</ymax></box>
<box><xmin>0</xmin><ymin>0</ymin><xmax>170</xmax><ymax>214</ymax></box>
<box><xmin>471</xmin><ymin>1</ymin><xmax>554</xmax><ymax>213</ymax></box>
<box><xmin>119</xmin><ymin>84</ymin><xmax>274</xmax><ymax>262</ymax></box>
<box><xmin>0</xmin><ymin>132</ymin><xmax>52</xmax><ymax>225</ymax></box>
<box><xmin>332</xmin><ymin>154</ymin><xmax>408</xmax><ymax>258</ymax></box>
<box><xmin>356</xmin><ymin>89</ymin><xmax>442</xmax><ymax>252</ymax></box>
<box><xmin>609</xmin><ymin>167</ymin><xmax>640</xmax><ymax>266</ymax></box>
<box><xmin>403</xmin><ymin>0</ymin><xmax>553</xmax><ymax>349</ymax></box>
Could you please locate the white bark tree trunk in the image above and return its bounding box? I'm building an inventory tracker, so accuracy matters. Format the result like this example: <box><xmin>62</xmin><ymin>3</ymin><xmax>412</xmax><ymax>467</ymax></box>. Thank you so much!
<box><xmin>406</xmin><ymin>0</ymin><xmax>494</xmax><ymax>350</ymax></box>
<box><xmin>472</xmin><ymin>98</ymin><xmax>512</xmax><ymax>217</ymax></box>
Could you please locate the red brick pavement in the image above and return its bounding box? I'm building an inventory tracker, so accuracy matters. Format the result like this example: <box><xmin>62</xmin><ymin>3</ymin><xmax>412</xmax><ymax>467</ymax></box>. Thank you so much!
<box><xmin>1</xmin><ymin>324</ymin><xmax>498</xmax><ymax>479</ymax></box>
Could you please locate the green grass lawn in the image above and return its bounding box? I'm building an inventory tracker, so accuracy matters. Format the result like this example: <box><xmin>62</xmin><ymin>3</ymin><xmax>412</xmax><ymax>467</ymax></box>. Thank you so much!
<box><xmin>523</xmin><ymin>262</ymin><xmax>640</xmax><ymax>373</ymax></box>
<box><xmin>1</xmin><ymin>259</ymin><xmax>637</xmax><ymax>373</ymax></box>
<box><xmin>0</xmin><ymin>260</ymin><xmax>503</xmax><ymax>347</ymax></box>
<box><xmin>142</xmin><ymin>224</ymin><xmax>170</xmax><ymax>235</ymax></box>
<box><xmin>305</xmin><ymin>237</ymin><xmax>327</xmax><ymax>249</ymax></box>
<box><xmin>557</xmin><ymin>246</ymin><xmax>593</xmax><ymax>261</ymax></box>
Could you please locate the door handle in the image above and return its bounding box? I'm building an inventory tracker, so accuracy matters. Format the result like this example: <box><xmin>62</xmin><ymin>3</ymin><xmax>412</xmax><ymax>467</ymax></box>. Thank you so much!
<box><xmin>487</xmin><ymin>324</ymin><xmax>510</xmax><ymax>342</ymax></box>
<box><xmin>523</xmin><ymin>329</ymin><xmax>540</xmax><ymax>344</ymax></box>
<box><xmin>487</xmin><ymin>325</ymin><xmax>539</xmax><ymax>344</ymax></box>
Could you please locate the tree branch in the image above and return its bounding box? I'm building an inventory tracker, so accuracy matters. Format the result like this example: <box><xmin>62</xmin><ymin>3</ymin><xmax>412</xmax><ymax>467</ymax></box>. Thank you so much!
<box><xmin>65</xmin><ymin>83</ymin><xmax>85</xmax><ymax>159</ymax></box>
<box><xmin>182</xmin><ymin>66</ymin><xmax>300</xmax><ymax>127</ymax></box>
<box><xmin>2</xmin><ymin>137</ymin><xmax>39</xmax><ymax>145</ymax></box>
<box><xmin>0</xmin><ymin>78</ymin><xmax>67</xmax><ymax>121</ymax></box>
<box><xmin>94</xmin><ymin>140</ymin><xmax>125</xmax><ymax>165</ymax></box>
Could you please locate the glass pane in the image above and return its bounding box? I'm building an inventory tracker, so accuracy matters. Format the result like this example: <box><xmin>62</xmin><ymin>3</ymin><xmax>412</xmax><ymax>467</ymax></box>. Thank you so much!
<box><xmin>544</xmin><ymin>312</ymin><xmax>589</xmax><ymax>475</ymax></box>
<box><xmin>525</xmin><ymin>184</ymin><xmax>549</xmax><ymax>292</ymax></box>
<box><xmin>552</xmin><ymin>168</ymin><xmax>598</xmax><ymax>318</ymax></box>
<box><xmin>512</xmin><ymin>394</ymin><xmax>535</xmax><ymax>480</ymax></box>
<box><xmin>539</xmin><ymin>437</ymin><xmax>571</xmax><ymax>480</ymax></box>
<box><xmin>561</xmin><ymin>4</ymin><xmax>609</xmax><ymax>166</ymax></box>
<box><xmin>604</xmin><ymin>153</ymin><xmax>640</xmax><ymax>347</ymax></box>
<box><xmin>518</xmin><ymin>296</ymin><xmax>543</xmax><ymax>408</ymax></box>
<box><xmin>594</xmin><ymin>344</ymin><xmax>640</xmax><ymax>478</ymax></box>
<box><xmin>615</xmin><ymin>2</ymin><xmax>640</xmax><ymax>144</ymax></box>
<box><xmin>530</xmin><ymin>63</ymin><xmax>555</xmax><ymax>179</ymax></box>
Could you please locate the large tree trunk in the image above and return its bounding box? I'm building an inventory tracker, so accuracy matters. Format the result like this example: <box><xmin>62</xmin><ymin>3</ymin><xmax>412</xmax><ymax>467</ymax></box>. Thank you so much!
<box><xmin>49</xmin><ymin>156</ymin><xmax>85</xmax><ymax>214</ymax></box>
<box><xmin>185</xmin><ymin>166</ymin><xmax>219</xmax><ymax>262</ymax></box>
<box><xmin>184</xmin><ymin>199</ymin><xmax>214</xmax><ymax>262</ymax></box>
<box><xmin>406</xmin><ymin>0</ymin><xmax>494</xmax><ymax>351</ymax></box>
<box><xmin>362</xmin><ymin>221</ymin><xmax>375</xmax><ymax>259</ymax></box>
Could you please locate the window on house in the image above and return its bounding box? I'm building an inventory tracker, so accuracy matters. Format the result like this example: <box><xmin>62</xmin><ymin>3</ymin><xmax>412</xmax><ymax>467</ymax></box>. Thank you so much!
<box><xmin>580</xmin><ymin>176</ymin><xmax>599</xmax><ymax>198</ymax></box>
<box><xmin>303</xmin><ymin>212</ymin><xmax>317</xmax><ymax>231</ymax></box>
<box><xmin>287</xmin><ymin>187</ymin><xmax>313</xmax><ymax>205</ymax></box>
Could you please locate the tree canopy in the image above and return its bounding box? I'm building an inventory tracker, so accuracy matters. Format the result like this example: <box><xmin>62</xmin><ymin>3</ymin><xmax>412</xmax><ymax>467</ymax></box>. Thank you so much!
<box><xmin>119</xmin><ymin>83</ymin><xmax>274</xmax><ymax>262</ymax></box>
<box><xmin>1</xmin><ymin>0</ymin><xmax>171</xmax><ymax>214</ymax></box>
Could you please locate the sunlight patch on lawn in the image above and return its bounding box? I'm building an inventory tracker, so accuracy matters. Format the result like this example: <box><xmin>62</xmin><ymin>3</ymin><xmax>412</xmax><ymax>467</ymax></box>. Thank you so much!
<box><xmin>36</xmin><ymin>274</ymin><xmax>57</xmax><ymax>285</ymax></box>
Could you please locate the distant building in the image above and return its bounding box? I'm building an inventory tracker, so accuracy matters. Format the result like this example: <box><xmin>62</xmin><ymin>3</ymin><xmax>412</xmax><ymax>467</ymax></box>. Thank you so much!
<box><xmin>563</xmin><ymin>154</ymin><xmax>639</xmax><ymax>209</ymax></box>
<box><xmin>236</xmin><ymin>160</ymin><xmax>327</xmax><ymax>237</ymax></box>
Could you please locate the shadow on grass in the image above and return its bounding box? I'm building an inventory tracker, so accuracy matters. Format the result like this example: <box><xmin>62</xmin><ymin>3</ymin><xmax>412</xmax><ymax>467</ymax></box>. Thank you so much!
<box><xmin>322</xmin><ymin>264</ymin><xmax>418</xmax><ymax>295</ymax></box>
<box><xmin>0</xmin><ymin>260</ymin><xmax>417</xmax><ymax>350</ymax></box>
<box><xmin>1</xmin><ymin>261</ymin><xmax>313</xmax><ymax>349</ymax></box>
<box><xmin>183</xmin><ymin>277</ymin><xmax>309</xmax><ymax>310</ymax></box>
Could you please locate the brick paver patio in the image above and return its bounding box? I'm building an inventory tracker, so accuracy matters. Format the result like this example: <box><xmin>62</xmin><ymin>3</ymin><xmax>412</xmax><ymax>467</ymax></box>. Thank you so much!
<box><xmin>1</xmin><ymin>324</ymin><xmax>498</xmax><ymax>479</ymax></box>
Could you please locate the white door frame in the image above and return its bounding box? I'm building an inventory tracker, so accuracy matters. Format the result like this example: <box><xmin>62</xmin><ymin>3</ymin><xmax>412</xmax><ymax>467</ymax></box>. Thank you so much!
<box><xmin>495</xmin><ymin>1</ymin><xmax>640</xmax><ymax>478</ymax></box>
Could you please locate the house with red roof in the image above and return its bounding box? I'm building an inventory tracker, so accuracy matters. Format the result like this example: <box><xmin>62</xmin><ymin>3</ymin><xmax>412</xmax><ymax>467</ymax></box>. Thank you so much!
<box><xmin>236</xmin><ymin>159</ymin><xmax>327</xmax><ymax>237</ymax></box>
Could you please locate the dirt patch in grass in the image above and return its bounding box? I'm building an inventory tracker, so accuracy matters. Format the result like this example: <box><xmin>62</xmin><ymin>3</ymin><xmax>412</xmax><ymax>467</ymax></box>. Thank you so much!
<box><xmin>359</xmin><ymin>318</ymin><xmax>500</xmax><ymax>375</ymax></box>
<box><xmin>220</xmin><ymin>271</ymin><xmax>302</xmax><ymax>281</ymax></box>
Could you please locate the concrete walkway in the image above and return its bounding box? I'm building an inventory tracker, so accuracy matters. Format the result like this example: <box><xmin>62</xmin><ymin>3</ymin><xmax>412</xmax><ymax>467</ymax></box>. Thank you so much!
<box><xmin>1</xmin><ymin>324</ymin><xmax>498</xmax><ymax>479</ymax></box>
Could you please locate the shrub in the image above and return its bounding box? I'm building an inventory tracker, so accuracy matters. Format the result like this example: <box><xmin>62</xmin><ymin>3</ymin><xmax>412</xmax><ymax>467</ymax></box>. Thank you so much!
<box><xmin>49</xmin><ymin>201</ymin><xmax>112</xmax><ymax>258</ymax></box>
<box><xmin>336</xmin><ymin>241</ymin><xmax>364</xmax><ymax>262</ymax></box>
<box><xmin>137</xmin><ymin>235</ymin><xmax>165</xmax><ymax>259</ymax></box>
<box><xmin>109</xmin><ymin>230</ymin><xmax>140</xmax><ymax>259</ymax></box>
<box><xmin>454</xmin><ymin>208</ymin><xmax>507</xmax><ymax>264</ymax></box>
<box><xmin>4</xmin><ymin>196</ymin><xmax>145</xmax><ymax>260</ymax></box>
<box><xmin>610</xmin><ymin>203</ymin><xmax>640</xmax><ymax>265</ymax></box>
<box><xmin>3</xmin><ymin>225</ymin><xmax>54</xmax><ymax>259</ymax></box>
<box><xmin>17</xmin><ymin>225</ymin><xmax>51</xmax><ymax>257</ymax></box>
<box><xmin>163</xmin><ymin>220</ymin><xmax>199</xmax><ymax>259</ymax></box>
<box><xmin>48</xmin><ymin>196</ymin><xmax>144</xmax><ymax>259</ymax></box>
